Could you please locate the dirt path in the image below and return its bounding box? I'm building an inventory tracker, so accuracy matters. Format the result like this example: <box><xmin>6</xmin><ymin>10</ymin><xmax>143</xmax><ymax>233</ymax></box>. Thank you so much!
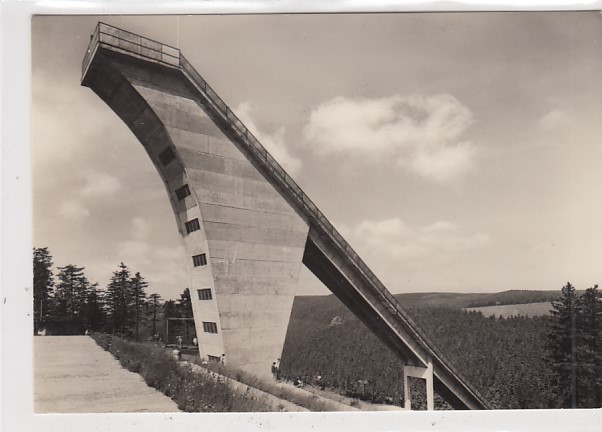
<box><xmin>293</xmin><ymin>383</ymin><xmax>406</xmax><ymax>411</ymax></box>
<box><xmin>34</xmin><ymin>336</ymin><xmax>179</xmax><ymax>413</ymax></box>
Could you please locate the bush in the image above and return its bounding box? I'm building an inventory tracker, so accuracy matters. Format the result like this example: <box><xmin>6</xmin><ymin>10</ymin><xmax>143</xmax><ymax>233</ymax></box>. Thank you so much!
<box><xmin>90</xmin><ymin>333</ymin><xmax>272</xmax><ymax>412</ymax></box>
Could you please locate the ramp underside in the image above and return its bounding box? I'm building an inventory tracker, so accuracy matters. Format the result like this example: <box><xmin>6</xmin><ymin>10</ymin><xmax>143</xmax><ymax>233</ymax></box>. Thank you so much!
<box><xmin>81</xmin><ymin>23</ymin><xmax>490</xmax><ymax>409</ymax></box>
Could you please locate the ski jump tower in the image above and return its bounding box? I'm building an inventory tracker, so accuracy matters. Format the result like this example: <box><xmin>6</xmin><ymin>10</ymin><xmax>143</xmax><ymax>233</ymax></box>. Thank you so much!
<box><xmin>81</xmin><ymin>23</ymin><xmax>490</xmax><ymax>410</ymax></box>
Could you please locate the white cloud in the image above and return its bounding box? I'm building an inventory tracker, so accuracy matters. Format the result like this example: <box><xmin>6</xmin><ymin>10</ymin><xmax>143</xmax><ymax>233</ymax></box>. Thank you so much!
<box><xmin>303</xmin><ymin>94</ymin><xmax>476</xmax><ymax>183</ymax></box>
<box><xmin>539</xmin><ymin>109</ymin><xmax>573</xmax><ymax>132</ymax></box>
<box><xmin>234</xmin><ymin>102</ymin><xmax>302</xmax><ymax>175</ymax></box>
<box><xmin>404</xmin><ymin>141</ymin><xmax>476</xmax><ymax>183</ymax></box>
<box><xmin>132</xmin><ymin>217</ymin><xmax>151</xmax><ymax>240</ymax></box>
<box><xmin>118</xmin><ymin>240</ymin><xmax>152</xmax><ymax>263</ymax></box>
<box><xmin>81</xmin><ymin>171</ymin><xmax>122</xmax><ymax>197</ymax></box>
<box><xmin>59</xmin><ymin>199</ymin><xmax>90</xmax><ymax>219</ymax></box>
<box><xmin>342</xmin><ymin>217</ymin><xmax>491</xmax><ymax>264</ymax></box>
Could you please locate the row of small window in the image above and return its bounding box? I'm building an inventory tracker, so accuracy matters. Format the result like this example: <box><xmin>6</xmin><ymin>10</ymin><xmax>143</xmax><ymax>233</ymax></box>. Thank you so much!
<box><xmin>175</xmin><ymin>184</ymin><xmax>191</xmax><ymax>201</ymax></box>
<box><xmin>174</xmin><ymin>185</ymin><xmax>200</xmax><ymax>236</ymax></box>
<box><xmin>185</xmin><ymin>218</ymin><xmax>200</xmax><ymax>234</ymax></box>
<box><xmin>159</xmin><ymin>147</ymin><xmax>176</xmax><ymax>167</ymax></box>
<box><xmin>192</xmin><ymin>253</ymin><xmax>207</xmax><ymax>267</ymax></box>
<box><xmin>197</xmin><ymin>288</ymin><xmax>212</xmax><ymax>300</ymax></box>
<box><xmin>203</xmin><ymin>321</ymin><xmax>218</xmax><ymax>333</ymax></box>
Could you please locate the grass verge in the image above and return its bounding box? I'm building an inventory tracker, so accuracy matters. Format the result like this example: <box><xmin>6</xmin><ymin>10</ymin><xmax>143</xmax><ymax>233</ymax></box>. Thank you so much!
<box><xmin>188</xmin><ymin>356</ymin><xmax>352</xmax><ymax>412</ymax></box>
<box><xmin>90</xmin><ymin>333</ymin><xmax>273</xmax><ymax>412</ymax></box>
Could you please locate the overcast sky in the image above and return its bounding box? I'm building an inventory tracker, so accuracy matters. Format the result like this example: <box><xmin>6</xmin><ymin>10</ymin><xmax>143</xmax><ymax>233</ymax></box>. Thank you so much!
<box><xmin>32</xmin><ymin>13</ymin><xmax>602</xmax><ymax>300</ymax></box>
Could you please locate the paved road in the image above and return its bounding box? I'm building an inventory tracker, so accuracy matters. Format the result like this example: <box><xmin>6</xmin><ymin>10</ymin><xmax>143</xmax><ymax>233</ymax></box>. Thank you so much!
<box><xmin>34</xmin><ymin>336</ymin><xmax>179</xmax><ymax>413</ymax></box>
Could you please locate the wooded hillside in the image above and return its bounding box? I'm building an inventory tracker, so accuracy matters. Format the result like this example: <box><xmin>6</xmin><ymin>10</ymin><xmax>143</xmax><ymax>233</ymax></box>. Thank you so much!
<box><xmin>281</xmin><ymin>295</ymin><xmax>554</xmax><ymax>409</ymax></box>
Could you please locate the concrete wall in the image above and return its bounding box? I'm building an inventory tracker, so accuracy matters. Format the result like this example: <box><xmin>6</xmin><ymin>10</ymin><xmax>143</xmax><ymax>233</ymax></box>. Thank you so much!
<box><xmin>92</xmin><ymin>51</ymin><xmax>309</xmax><ymax>378</ymax></box>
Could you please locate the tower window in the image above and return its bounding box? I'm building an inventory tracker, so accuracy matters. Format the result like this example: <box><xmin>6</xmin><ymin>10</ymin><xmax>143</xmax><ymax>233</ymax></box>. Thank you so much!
<box><xmin>197</xmin><ymin>288</ymin><xmax>212</xmax><ymax>300</ymax></box>
<box><xmin>192</xmin><ymin>253</ymin><xmax>207</xmax><ymax>267</ymax></box>
<box><xmin>159</xmin><ymin>147</ymin><xmax>176</xmax><ymax>166</ymax></box>
<box><xmin>175</xmin><ymin>184</ymin><xmax>191</xmax><ymax>201</ymax></box>
<box><xmin>185</xmin><ymin>218</ymin><xmax>201</xmax><ymax>234</ymax></box>
<box><xmin>203</xmin><ymin>322</ymin><xmax>218</xmax><ymax>333</ymax></box>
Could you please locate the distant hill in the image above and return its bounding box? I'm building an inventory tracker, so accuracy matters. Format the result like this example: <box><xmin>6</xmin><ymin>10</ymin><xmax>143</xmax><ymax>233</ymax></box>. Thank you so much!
<box><xmin>298</xmin><ymin>289</ymin><xmax>573</xmax><ymax>309</ymax></box>
<box><xmin>394</xmin><ymin>290</ymin><xmax>568</xmax><ymax>308</ymax></box>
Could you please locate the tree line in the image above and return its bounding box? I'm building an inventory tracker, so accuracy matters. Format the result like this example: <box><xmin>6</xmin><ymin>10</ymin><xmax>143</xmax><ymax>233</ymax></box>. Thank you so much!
<box><xmin>33</xmin><ymin>246</ymin><xmax>194</xmax><ymax>342</ymax></box>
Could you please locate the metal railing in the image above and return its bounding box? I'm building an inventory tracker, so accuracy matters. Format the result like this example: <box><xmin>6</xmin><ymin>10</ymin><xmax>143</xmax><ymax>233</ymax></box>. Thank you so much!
<box><xmin>82</xmin><ymin>22</ymin><xmax>488</xmax><ymax>407</ymax></box>
<box><xmin>82</xmin><ymin>22</ymin><xmax>180</xmax><ymax>77</ymax></box>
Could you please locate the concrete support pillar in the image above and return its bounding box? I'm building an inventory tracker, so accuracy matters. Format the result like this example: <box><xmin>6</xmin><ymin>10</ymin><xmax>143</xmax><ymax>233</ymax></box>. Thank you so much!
<box><xmin>403</xmin><ymin>358</ymin><xmax>434</xmax><ymax>410</ymax></box>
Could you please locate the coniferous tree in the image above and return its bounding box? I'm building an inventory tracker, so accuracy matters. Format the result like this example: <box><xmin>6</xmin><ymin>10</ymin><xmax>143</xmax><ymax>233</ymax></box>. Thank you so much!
<box><xmin>578</xmin><ymin>285</ymin><xmax>602</xmax><ymax>407</ymax></box>
<box><xmin>547</xmin><ymin>282</ymin><xmax>580</xmax><ymax>408</ymax></box>
<box><xmin>148</xmin><ymin>293</ymin><xmax>162</xmax><ymax>337</ymax></box>
<box><xmin>130</xmin><ymin>272</ymin><xmax>148</xmax><ymax>341</ymax></box>
<box><xmin>105</xmin><ymin>263</ymin><xmax>131</xmax><ymax>335</ymax></box>
<box><xmin>53</xmin><ymin>264</ymin><xmax>90</xmax><ymax>320</ymax></box>
<box><xmin>178</xmin><ymin>288</ymin><xmax>194</xmax><ymax>342</ymax></box>
<box><xmin>33</xmin><ymin>247</ymin><xmax>54</xmax><ymax>326</ymax></box>
<box><xmin>163</xmin><ymin>299</ymin><xmax>177</xmax><ymax>319</ymax></box>
<box><xmin>163</xmin><ymin>300</ymin><xmax>180</xmax><ymax>343</ymax></box>
<box><xmin>178</xmin><ymin>288</ymin><xmax>193</xmax><ymax>318</ymax></box>
<box><xmin>83</xmin><ymin>283</ymin><xmax>105</xmax><ymax>331</ymax></box>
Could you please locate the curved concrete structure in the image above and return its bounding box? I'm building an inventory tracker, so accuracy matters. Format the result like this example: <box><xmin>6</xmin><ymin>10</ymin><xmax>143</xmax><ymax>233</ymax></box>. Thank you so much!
<box><xmin>81</xmin><ymin>23</ymin><xmax>490</xmax><ymax>409</ymax></box>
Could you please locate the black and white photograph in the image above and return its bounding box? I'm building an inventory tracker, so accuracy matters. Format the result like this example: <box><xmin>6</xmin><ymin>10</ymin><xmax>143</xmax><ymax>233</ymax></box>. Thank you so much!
<box><xmin>7</xmin><ymin>6</ymin><xmax>602</xmax><ymax>429</ymax></box>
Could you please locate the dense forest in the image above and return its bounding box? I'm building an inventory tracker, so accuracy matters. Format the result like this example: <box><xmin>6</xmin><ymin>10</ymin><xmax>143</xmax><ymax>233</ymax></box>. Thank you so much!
<box><xmin>281</xmin><ymin>284</ymin><xmax>601</xmax><ymax>409</ymax></box>
<box><xmin>33</xmin><ymin>247</ymin><xmax>195</xmax><ymax>344</ymax></box>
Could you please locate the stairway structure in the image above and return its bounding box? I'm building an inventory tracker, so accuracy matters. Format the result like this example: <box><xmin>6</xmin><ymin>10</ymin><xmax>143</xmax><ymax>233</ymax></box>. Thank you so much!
<box><xmin>81</xmin><ymin>23</ymin><xmax>490</xmax><ymax>410</ymax></box>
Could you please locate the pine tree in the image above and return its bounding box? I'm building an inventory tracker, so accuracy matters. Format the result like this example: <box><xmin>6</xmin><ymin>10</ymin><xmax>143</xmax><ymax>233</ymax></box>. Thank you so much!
<box><xmin>178</xmin><ymin>288</ymin><xmax>193</xmax><ymax>318</ymax></box>
<box><xmin>578</xmin><ymin>285</ymin><xmax>602</xmax><ymax>407</ymax></box>
<box><xmin>33</xmin><ymin>247</ymin><xmax>54</xmax><ymax>327</ymax></box>
<box><xmin>105</xmin><ymin>263</ymin><xmax>131</xmax><ymax>335</ymax></box>
<box><xmin>547</xmin><ymin>282</ymin><xmax>580</xmax><ymax>408</ymax></box>
<box><xmin>148</xmin><ymin>293</ymin><xmax>162</xmax><ymax>337</ymax></box>
<box><xmin>163</xmin><ymin>300</ymin><xmax>177</xmax><ymax>319</ymax></box>
<box><xmin>130</xmin><ymin>272</ymin><xmax>148</xmax><ymax>341</ymax></box>
<box><xmin>178</xmin><ymin>288</ymin><xmax>194</xmax><ymax>343</ymax></box>
<box><xmin>53</xmin><ymin>264</ymin><xmax>90</xmax><ymax>320</ymax></box>
<box><xmin>83</xmin><ymin>283</ymin><xmax>105</xmax><ymax>331</ymax></box>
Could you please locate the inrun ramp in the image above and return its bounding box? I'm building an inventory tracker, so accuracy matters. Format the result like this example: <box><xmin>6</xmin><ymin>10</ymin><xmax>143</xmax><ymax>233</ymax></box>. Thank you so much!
<box><xmin>81</xmin><ymin>23</ymin><xmax>491</xmax><ymax>410</ymax></box>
